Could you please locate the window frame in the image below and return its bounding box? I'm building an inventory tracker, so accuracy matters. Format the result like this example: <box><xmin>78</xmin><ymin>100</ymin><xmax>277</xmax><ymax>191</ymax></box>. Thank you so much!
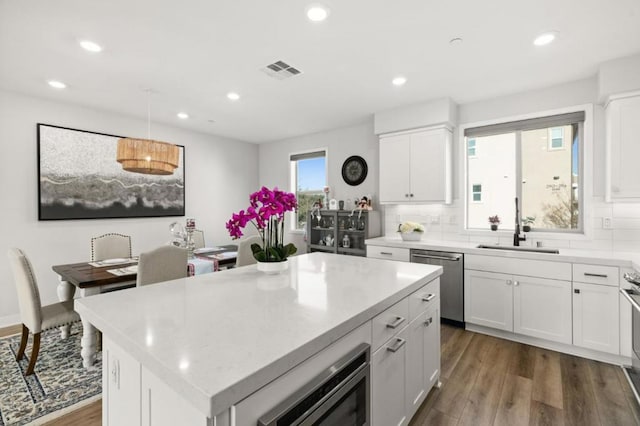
<box><xmin>471</xmin><ymin>183</ymin><xmax>482</xmax><ymax>203</ymax></box>
<box><xmin>289</xmin><ymin>148</ymin><xmax>328</xmax><ymax>232</ymax></box>
<box><xmin>460</xmin><ymin>105</ymin><xmax>593</xmax><ymax>240</ymax></box>
<box><xmin>467</xmin><ymin>139</ymin><xmax>477</xmax><ymax>158</ymax></box>
<box><xmin>548</xmin><ymin>127</ymin><xmax>565</xmax><ymax>150</ymax></box>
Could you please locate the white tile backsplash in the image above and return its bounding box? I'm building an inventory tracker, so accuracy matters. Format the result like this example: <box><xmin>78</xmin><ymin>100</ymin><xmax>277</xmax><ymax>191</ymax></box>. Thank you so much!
<box><xmin>383</xmin><ymin>197</ymin><xmax>640</xmax><ymax>253</ymax></box>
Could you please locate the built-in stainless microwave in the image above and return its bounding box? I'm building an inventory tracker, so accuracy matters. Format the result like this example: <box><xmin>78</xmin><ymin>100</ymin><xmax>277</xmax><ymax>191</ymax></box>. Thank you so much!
<box><xmin>258</xmin><ymin>343</ymin><xmax>370</xmax><ymax>426</ymax></box>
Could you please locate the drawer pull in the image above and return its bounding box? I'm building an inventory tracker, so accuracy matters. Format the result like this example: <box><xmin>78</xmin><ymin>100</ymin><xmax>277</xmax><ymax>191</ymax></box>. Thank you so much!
<box><xmin>387</xmin><ymin>338</ymin><xmax>406</xmax><ymax>353</ymax></box>
<box><xmin>584</xmin><ymin>272</ymin><xmax>608</xmax><ymax>278</ymax></box>
<box><xmin>422</xmin><ymin>294</ymin><xmax>436</xmax><ymax>302</ymax></box>
<box><xmin>386</xmin><ymin>316</ymin><xmax>406</xmax><ymax>329</ymax></box>
<box><xmin>506</xmin><ymin>280</ymin><xmax>513</xmax><ymax>286</ymax></box>
<box><xmin>424</xmin><ymin>317</ymin><xmax>433</xmax><ymax>327</ymax></box>
<box><xmin>380</xmin><ymin>252</ymin><xmax>393</xmax><ymax>256</ymax></box>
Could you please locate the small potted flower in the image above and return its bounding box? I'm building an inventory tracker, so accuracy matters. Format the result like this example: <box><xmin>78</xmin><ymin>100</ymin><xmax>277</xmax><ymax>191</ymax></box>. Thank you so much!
<box><xmin>522</xmin><ymin>216</ymin><xmax>536</xmax><ymax>233</ymax></box>
<box><xmin>488</xmin><ymin>215</ymin><xmax>501</xmax><ymax>231</ymax></box>
<box><xmin>398</xmin><ymin>221</ymin><xmax>425</xmax><ymax>241</ymax></box>
<box><xmin>226</xmin><ymin>186</ymin><xmax>298</xmax><ymax>273</ymax></box>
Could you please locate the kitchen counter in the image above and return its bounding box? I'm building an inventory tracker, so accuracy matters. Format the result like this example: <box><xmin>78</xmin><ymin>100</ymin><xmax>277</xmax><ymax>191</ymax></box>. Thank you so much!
<box><xmin>75</xmin><ymin>252</ymin><xmax>442</xmax><ymax>419</ymax></box>
<box><xmin>366</xmin><ymin>236</ymin><xmax>640</xmax><ymax>270</ymax></box>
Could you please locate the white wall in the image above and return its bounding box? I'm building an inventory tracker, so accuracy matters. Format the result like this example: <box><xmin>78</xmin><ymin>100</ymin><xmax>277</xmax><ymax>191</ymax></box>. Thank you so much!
<box><xmin>258</xmin><ymin>120</ymin><xmax>379</xmax><ymax>252</ymax></box>
<box><xmin>0</xmin><ymin>90</ymin><xmax>258</xmax><ymax>326</ymax></box>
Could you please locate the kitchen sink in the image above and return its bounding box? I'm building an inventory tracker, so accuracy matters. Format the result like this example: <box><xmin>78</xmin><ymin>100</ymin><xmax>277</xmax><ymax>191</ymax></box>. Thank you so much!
<box><xmin>476</xmin><ymin>244</ymin><xmax>560</xmax><ymax>254</ymax></box>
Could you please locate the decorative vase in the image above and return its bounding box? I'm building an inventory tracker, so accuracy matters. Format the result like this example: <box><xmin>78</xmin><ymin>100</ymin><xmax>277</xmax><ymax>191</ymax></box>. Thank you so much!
<box><xmin>490</xmin><ymin>224</ymin><xmax>498</xmax><ymax>231</ymax></box>
<box><xmin>400</xmin><ymin>232</ymin><xmax>423</xmax><ymax>242</ymax></box>
<box><xmin>523</xmin><ymin>225</ymin><xmax>531</xmax><ymax>233</ymax></box>
<box><xmin>256</xmin><ymin>259</ymin><xmax>289</xmax><ymax>274</ymax></box>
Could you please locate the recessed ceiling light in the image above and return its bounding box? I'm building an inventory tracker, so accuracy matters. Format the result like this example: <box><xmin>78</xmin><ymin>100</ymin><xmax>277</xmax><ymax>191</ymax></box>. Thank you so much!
<box><xmin>533</xmin><ymin>32</ymin><xmax>556</xmax><ymax>46</ymax></box>
<box><xmin>306</xmin><ymin>4</ymin><xmax>329</xmax><ymax>22</ymax></box>
<box><xmin>79</xmin><ymin>40</ymin><xmax>103</xmax><ymax>53</ymax></box>
<box><xmin>227</xmin><ymin>92</ymin><xmax>240</xmax><ymax>101</ymax></box>
<box><xmin>177</xmin><ymin>112</ymin><xmax>189</xmax><ymax>119</ymax></box>
<box><xmin>48</xmin><ymin>80</ymin><xmax>66</xmax><ymax>89</ymax></box>
<box><xmin>392</xmin><ymin>76</ymin><xmax>407</xmax><ymax>87</ymax></box>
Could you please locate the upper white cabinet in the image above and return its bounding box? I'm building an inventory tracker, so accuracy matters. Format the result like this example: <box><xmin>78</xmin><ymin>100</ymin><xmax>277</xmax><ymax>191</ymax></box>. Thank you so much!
<box><xmin>606</xmin><ymin>92</ymin><xmax>640</xmax><ymax>201</ymax></box>
<box><xmin>379</xmin><ymin>126</ymin><xmax>452</xmax><ymax>204</ymax></box>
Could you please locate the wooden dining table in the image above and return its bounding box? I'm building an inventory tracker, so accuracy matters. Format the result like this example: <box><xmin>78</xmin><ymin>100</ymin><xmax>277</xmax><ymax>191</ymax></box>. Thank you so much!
<box><xmin>52</xmin><ymin>244</ymin><xmax>237</xmax><ymax>368</ymax></box>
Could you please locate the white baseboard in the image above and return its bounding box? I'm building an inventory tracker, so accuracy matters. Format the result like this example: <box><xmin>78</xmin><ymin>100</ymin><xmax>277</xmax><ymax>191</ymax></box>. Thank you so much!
<box><xmin>0</xmin><ymin>313</ymin><xmax>20</xmax><ymax>329</ymax></box>
<box><xmin>466</xmin><ymin>323</ymin><xmax>631</xmax><ymax>366</ymax></box>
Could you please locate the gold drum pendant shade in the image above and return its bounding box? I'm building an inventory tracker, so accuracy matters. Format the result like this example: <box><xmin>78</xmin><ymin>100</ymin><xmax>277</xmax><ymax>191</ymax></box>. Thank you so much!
<box><xmin>116</xmin><ymin>138</ymin><xmax>179</xmax><ymax>175</ymax></box>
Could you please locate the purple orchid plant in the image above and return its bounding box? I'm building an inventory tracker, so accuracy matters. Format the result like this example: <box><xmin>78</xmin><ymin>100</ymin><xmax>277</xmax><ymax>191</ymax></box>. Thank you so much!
<box><xmin>226</xmin><ymin>186</ymin><xmax>298</xmax><ymax>262</ymax></box>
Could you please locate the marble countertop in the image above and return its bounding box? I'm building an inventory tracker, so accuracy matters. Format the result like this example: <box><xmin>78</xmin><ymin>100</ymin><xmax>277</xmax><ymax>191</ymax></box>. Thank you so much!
<box><xmin>366</xmin><ymin>237</ymin><xmax>640</xmax><ymax>270</ymax></box>
<box><xmin>75</xmin><ymin>252</ymin><xmax>442</xmax><ymax>417</ymax></box>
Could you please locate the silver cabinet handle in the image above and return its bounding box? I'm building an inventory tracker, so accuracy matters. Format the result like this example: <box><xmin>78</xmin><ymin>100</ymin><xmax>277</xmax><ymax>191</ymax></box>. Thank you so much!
<box><xmin>584</xmin><ymin>273</ymin><xmax>608</xmax><ymax>278</ymax></box>
<box><xmin>379</xmin><ymin>252</ymin><xmax>393</xmax><ymax>256</ymax></box>
<box><xmin>386</xmin><ymin>316</ymin><xmax>406</xmax><ymax>329</ymax></box>
<box><xmin>514</xmin><ymin>281</ymin><xmax>520</xmax><ymax>286</ymax></box>
<box><xmin>410</xmin><ymin>194</ymin><xmax>414</xmax><ymax>197</ymax></box>
<box><xmin>421</xmin><ymin>293</ymin><xmax>436</xmax><ymax>302</ymax></box>
<box><xmin>387</xmin><ymin>338</ymin><xmax>406</xmax><ymax>353</ymax></box>
<box><xmin>506</xmin><ymin>280</ymin><xmax>513</xmax><ymax>286</ymax></box>
<box><xmin>424</xmin><ymin>317</ymin><xmax>433</xmax><ymax>327</ymax></box>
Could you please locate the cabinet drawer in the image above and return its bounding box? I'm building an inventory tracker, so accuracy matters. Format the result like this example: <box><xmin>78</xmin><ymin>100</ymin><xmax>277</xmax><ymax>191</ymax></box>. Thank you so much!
<box><xmin>367</xmin><ymin>245</ymin><xmax>410</xmax><ymax>262</ymax></box>
<box><xmin>408</xmin><ymin>278</ymin><xmax>440</xmax><ymax>322</ymax></box>
<box><xmin>572</xmin><ymin>264</ymin><xmax>619</xmax><ymax>287</ymax></box>
<box><xmin>372</xmin><ymin>297</ymin><xmax>410</xmax><ymax>351</ymax></box>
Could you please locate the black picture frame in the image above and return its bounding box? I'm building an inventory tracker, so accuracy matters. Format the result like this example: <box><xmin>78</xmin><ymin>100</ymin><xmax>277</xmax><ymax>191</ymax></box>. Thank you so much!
<box><xmin>37</xmin><ymin>123</ymin><xmax>185</xmax><ymax>220</ymax></box>
<box><xmin>341</xmin><ymin>155</ymin><xmax>368</xmax><ymax>186</ymax></box>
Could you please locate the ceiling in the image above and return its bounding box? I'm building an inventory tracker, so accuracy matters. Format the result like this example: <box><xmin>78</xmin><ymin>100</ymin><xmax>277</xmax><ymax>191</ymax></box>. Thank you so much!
<box><xmin>1</xmin><ymin>0</ymin><xmax>639</xmax><ymax>143</ymax></box>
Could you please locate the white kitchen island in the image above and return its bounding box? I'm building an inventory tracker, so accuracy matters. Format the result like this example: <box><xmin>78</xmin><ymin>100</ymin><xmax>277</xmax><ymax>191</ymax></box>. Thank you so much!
<box><xmin>75</xmin><ymin>252</ymin><xmax>442</xmax><ymax>426</ymax></box>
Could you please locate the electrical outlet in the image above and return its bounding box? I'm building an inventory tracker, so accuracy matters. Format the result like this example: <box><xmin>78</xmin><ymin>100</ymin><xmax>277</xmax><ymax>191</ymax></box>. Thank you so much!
<box><xmin>430</xmin><ymin>215</ymin><xmax>440</xmax><ymax>224</ymax></box>
<box><xmin>449</xmin><ymin>215</ymin><xmax>457</xmax><ymax>224</ymax></box>
<box><xmin>603</xmin><ymin>217</ymin><xmax>612</xmax><ymax>229</ymax></box>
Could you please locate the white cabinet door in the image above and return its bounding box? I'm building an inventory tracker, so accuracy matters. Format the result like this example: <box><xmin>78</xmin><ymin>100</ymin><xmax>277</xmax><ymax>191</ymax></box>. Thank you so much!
<box><xmin>513</xmin><ymin>276</ymin><xmax>572</xmax><ymax>344</ymax></box>
<box><xmin>379</xmin><ymin>133</ymin><xmax>411</xmax><ymax>202</ymax></box>
<box><xmin>405</xmin><ymin>316</ymin><xmax>425</xmax><ymax>420</ymax></box>
<box><xmin>371</xmin><ymin>328</ymin><xmax>408</xmax><ymax>426</ymax></box>
<box><xmin>410</xmin><ymin>128</ymin><xmax>452</xmax><ymax>203</ymax></box>
<box><xmin>103</xmin><ymin>337</ymin><xmax>141</xmax><ymax>426</ymax></box>
<box><xmin>465</xmin><ymin>270</ymin><xmax>513</xmax><ymax>331</ymax></box>
<box><xmin>422</xmin><ymin>304</ymin><xmax>440</xmax><ymax>392</ymax></box>
<box><xmin>607</xmin><ymin>94</ymin><xmax>640</xmax><ymax>200</ymax></box>
<box><xmin>573</xmin><ymin>282</ymin><xmax>620</xmax><ymax>354</ymax></box>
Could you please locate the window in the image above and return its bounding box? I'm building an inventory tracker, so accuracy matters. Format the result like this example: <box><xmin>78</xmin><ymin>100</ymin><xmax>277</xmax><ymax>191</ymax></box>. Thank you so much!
<box><xmin>468</xmin><ymin>139</ymin><xmax>477</xmax><ymax>157</ymax></box>
<box><xmin>465</xmin><ymin>112</ymin><xmax>584</xmax><ymax>232</ymax></box>
<box><xmin>290</xmin><ymin>150</ymin><xmax>326</xmax><ymax>230</ymax></box>
<box><xmin>472</xmin><ymin>184</ymin><xmax>482</xmax><ymax>202</ymax></box>
<box><xmin>549</xmin><ymin>127</ymin><xmax>564</xmax><ymax>149</ymax></box>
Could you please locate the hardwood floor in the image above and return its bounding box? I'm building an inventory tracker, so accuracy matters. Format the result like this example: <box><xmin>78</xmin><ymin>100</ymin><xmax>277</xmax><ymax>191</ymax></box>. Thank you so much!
<box><xmin>411</xmin><ymin>324</ymin><xmax>640</xmax><ymax>426</ymax></box>
<box><xmin>2</xmin><ymin>324</ymin><xmax>638</xmax><ymax>425</ymax></box>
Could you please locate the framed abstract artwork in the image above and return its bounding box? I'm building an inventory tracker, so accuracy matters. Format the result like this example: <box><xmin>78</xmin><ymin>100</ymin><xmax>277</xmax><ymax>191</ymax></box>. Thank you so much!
<box><xmin>37</xmin><ymin>124</ymin><xmax>185</xmax><ymax>220</ymax></box>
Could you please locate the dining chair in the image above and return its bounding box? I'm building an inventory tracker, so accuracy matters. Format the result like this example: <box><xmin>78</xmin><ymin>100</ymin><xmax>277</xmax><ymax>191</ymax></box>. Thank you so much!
<box><xmin>91</xmin><ymin>233</ymin><xmax>132</xmax><ymax>261</ymax></box>
<box><xmin>235</xmin><ymin>235</ymin><xmax>262</xmax><ymax>267</ymax></box>
<box><xmin>192</xmin><ymin>229</ymin><xmax>205</xmax><ymax>249</ymax></box>
<box><xmin>137</xmin><ymin>245</ymin><xmax>188</xmax><ymax>286</ymax></box>
<box><xmin>8</xmin><ymin>248</ymin><xmax>80</xmax><ymax>375</ymax></box>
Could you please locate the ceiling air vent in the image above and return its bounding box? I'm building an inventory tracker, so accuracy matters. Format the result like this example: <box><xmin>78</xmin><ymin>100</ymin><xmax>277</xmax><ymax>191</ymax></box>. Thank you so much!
<box><xmin>261</xmin><ymin>60</ymin><xmax>302</xmax><ymax>80</ymax></box>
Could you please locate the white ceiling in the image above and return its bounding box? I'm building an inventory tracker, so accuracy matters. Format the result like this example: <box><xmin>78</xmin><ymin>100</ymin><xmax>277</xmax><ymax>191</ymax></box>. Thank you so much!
<box><xmin>1</xmin><ymin>0</ymin><xmax>639</xmax><ymax>143</ymax></box>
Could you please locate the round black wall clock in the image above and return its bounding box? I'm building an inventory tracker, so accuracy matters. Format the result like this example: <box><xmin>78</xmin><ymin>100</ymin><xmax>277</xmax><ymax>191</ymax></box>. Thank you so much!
<box><xmin>342</xmin><ymin>155</ymin><xmax>368</xmax><ymax>186</ymax></box>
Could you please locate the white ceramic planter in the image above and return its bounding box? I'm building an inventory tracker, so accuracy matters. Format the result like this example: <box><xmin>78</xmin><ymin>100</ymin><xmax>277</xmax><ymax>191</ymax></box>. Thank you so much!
<box><xmin>399</xmin><ymin>232</ymin><xmax>423</xmax><ymax>241</ymax></box>
<box><xmin>256</xmin><ymin>259</ymin><xmax>289</xmax><ymax>274</ymax></box>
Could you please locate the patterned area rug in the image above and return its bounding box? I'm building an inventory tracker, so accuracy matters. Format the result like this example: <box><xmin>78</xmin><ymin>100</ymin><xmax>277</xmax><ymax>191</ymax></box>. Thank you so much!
<box><xmin>0</xmin><ymin>323</ymin><xmax>101</xmax><ymax>425</ymax></box>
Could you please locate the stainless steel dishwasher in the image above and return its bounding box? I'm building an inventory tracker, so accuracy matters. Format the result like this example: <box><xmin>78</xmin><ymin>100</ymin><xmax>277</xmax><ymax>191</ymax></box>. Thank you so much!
<box><xmin>410</xmin><ymin>250</ymin><xmax>464</xmax><ymax>327</ymax></box>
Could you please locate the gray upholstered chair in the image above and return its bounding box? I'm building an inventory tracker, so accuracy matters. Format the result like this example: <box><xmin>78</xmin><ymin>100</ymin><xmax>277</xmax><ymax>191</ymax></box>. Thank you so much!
<box><xmin>8</xmin><ymin>248</ymin><xmax>80</xmax><ymax>375</ymax></box>
<box><xmin>136</xmin><ymin>245</ymin><xmax>188</xmax><ymax>286</ymax></box>
<box><xmin>192</xmin><ymin>229</ymin><xmax>205</xmax><ymax>249</ymax></box>
<box><xmin>235</xmin><ymin>235</ymin><xmax>262</xmax><ymax>267</ymax></box>
<box><xmin>91</xmin><ymin>233</ymin><xmax>132</xmax><ymax>261</ymax></box>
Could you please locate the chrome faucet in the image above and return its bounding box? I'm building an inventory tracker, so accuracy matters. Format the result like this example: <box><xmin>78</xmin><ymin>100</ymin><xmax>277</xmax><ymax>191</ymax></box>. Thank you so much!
<box><xmin>514</xmin><ymin>197</ymin><xmax>526</xmax><ymax>246</ymax></box>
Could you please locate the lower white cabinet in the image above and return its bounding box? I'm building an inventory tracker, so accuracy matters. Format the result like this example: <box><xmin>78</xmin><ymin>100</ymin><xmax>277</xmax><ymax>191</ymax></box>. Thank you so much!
<box><xmin>465</xmin><ymin>270</ymin><xmax>572</xmax><ymax>344</ymax></box>
<box><xmin>103</xmin><ymin>336</ymin><xmax>141</xmax><ymax>426</ymax></box>
<box><xmin>573</xmin><ymin>282</ymin><xmax>620</xmax><ymax>354</ymax></box>
<box><xmin>372</xmin><ymin>328</ymin><xmax>409</xmax><ymax>426</ymax></box>
<box><xmin>421</xmin><ymin>305</ymin><xmax>440</xmax><ymax>402</ymax></box>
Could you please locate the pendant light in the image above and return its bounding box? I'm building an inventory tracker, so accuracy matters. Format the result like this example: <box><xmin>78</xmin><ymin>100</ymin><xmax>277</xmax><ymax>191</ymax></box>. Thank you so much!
<box><xmin>116</xmin><ymin>90</ymin><xmax>179</xmax><ymax>175</ymax></box>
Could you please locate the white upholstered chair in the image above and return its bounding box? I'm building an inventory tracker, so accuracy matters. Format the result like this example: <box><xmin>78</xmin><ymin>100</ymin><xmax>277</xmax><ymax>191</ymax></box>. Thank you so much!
<box><xmin>192</xmin><ymin>229</ymin><xmax>205</xmax><ymax>249</ymax></box>
<box><xmin>91</xmin><ymin>233</ymin><xmax>132</xmax><ymax>261</ymax></box>
<box><xmin>136</xmin><ymin>245</ymin><xmax>188</xmax><ymax>286</ymax></box>
<box><xmin>8</xmin><ymin>248</ymin><xmax>80</xmax><ymax>375</ymax></box>
<box><xmin>235</xmin><ymin>235</ymin><xmax>262</xmax><ymax>267</ymax></box>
